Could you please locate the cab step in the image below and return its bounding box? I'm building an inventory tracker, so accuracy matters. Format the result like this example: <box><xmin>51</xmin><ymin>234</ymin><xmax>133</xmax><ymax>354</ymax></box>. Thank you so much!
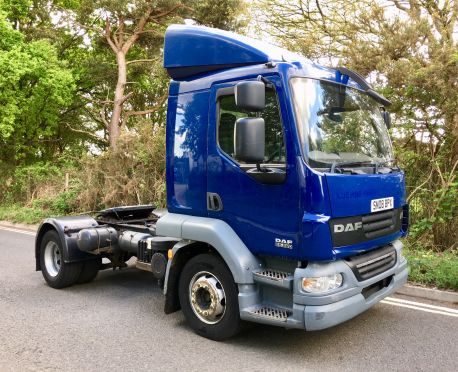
<box><xmin>253</xmin><ymin>268</ymin><xmax>293</xmax><ymax>290</ymax></box>
<box><xmin>242</xmin><ymin>306</ymin><xmax>292</xmax><ymax>323</ymax></box>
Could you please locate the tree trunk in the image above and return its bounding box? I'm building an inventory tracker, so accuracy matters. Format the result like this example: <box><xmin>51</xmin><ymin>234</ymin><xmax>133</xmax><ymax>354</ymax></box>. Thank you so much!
<box><xmin>109</xmin><ymin>51</ymin><xmax>127</xmax><ymax>149</ymax></box>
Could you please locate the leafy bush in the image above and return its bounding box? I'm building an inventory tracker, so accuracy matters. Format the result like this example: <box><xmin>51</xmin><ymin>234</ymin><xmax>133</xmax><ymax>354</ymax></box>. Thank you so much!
<box><xmin>404</xmin><ymin>240</ymin><xmax>458</xmax><ymax>291</ymax></box>
<box><xmin>0</xmin><ymin>204</ymin><xmax>51</xmax><ymax>224</ymax></box>
<box><xmin>76</xmin><ymin>121</ymin><xmax>166</xmax><ymax>211</ymax></box>
<box><xmin>0</xmin><ymin>161</ymin><xmax>71</xmax><ymax>204</ymax></box>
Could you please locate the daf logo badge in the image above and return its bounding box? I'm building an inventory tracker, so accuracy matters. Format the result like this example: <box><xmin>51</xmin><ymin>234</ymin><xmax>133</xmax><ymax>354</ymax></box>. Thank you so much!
<box><xmin>275</xmin><ymin>238</ymin><xmax>293</xmax><ymax>249</ymax></box>
<box><xmin>333</xmin><ymin>222</ymin><xmax>363</xmax><ymax>233</ymax></box>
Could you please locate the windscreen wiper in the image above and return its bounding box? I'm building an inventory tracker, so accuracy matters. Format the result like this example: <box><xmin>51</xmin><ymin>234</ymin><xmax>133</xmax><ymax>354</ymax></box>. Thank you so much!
<box><xmin>330</xmin><ymin>159</ymin><xmax>399</xmax><ymax>174</ymax></box>
<box><xmin>371</xmin><ymin>159</ymin><xmax>400</xmax><ymax>173</ymax></box>
<box><xmin>330</xmin><ymin>161</ymin><xmax>372</xmax><ymax>173</ymax></box>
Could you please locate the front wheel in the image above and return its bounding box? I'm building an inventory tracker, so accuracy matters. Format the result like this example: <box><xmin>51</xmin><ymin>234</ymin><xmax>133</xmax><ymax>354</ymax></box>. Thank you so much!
<box><xmin>178</xmin><ymin>253</ymin><xmax>241</xmax><ymax>340</ymax></box>
<box><xmin>40</xmin><ymin>230</ymin><xmax>82</xmax><ymax>289</ymax></box>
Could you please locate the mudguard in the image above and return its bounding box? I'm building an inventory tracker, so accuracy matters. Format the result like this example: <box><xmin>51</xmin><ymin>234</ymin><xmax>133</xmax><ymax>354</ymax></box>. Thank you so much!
<box><xmin>156</xmin><ymin>213</ymin><xmax>262</xmax><ymax>284</ymax></box>
<box><xmin>157</xmin><ymin>213</ymin><xmax>263</xmax><ymax>314</ymax></box>
<box><xmin>35</xmin><ymin>216</ymin><xmax>99</xmax><ymax>271</ymax></box>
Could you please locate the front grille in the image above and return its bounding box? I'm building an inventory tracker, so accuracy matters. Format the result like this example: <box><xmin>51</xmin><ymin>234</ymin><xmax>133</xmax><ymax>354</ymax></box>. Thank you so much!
<box><xmin>362</xmin><ymin>209</ymin><xmax>398</xmax><ymax>239</ymax></box>
<box><xmin>330</xmin><ymin>208</ymin><xmax>402</xmax><ymax>247</ymax></box>
<box><xmin>345</xmin><ymin>245</ymin><xmax>397</xmax><ymax>281</ymax></box>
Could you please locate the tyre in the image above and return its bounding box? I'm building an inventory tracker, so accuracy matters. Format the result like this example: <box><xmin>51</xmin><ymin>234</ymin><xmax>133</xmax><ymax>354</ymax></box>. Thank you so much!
<box><xmin>178</xmin><ymin>253</ymin><xmax>241</xmax><ymax>340</ymax></box>
<box><xmin>77</xmin><ymin>257</ymin><xmax>102</xmax><ymax>284</ymax></box>
<box><xmin>39</xmin><ymin>230</ymin><xmax>82</xmax><ymax>289</ymax></box>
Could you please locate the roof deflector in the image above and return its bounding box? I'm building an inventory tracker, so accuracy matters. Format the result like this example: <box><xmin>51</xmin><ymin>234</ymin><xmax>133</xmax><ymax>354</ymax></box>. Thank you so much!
<box><xmin>163</xmin><ymin>24</ymin><xmax>288</xmax><ymax>80</ymax></box>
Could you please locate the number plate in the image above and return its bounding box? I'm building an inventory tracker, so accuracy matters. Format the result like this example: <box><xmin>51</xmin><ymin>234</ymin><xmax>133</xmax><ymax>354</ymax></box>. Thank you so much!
<box><xmin>371</xmin><ymin>197</ymin><xmax>394</xmax><ymax>212</ymax></box>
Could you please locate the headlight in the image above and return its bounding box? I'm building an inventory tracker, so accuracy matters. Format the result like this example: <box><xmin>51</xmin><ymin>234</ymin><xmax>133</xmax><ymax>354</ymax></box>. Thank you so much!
<box><xmin>302</xmin><ymin>274</ymin><xmax>343</xmax><ymax>293</ymax></box>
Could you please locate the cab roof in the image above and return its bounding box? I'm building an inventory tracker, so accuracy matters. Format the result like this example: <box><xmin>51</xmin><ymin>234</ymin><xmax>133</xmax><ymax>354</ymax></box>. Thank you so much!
<box><xmin>163</xmin><ymin>24</ymin><xmax>299</xmax><ymax>80</ymax></box>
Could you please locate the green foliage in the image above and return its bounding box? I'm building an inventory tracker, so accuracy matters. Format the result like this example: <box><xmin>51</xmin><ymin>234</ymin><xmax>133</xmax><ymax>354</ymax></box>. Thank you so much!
<box><xmin>189</xmin><ymin>0</ymin><xmax>247</xmax><ymax>30</ymax></box>
<box><xmin>404</xmin><ymin>241</ymin><xmax>458</xmax><ymax>291</ymax></box>
<box><xmin>0</xmin><ymin>0</ymin><xmax>32</xmax><ymax>26</ymax></box>
<box><xmin>32</xmin><ymin>188</ymin><xmax>80</xmax><ymax>214</ymax></box>
<box><xmin>77</xmin><ymin>121</ymin><xmax>167</xmax><ymax>211</ymax></box>
<box><xmin>0</xmin><ymin>162</ymin><xmax>60</xmax><ymax>203</ymax></box>
<box><xmin>0</xmin><ymin>13</ymin><xmax>77</xmax><ymax>163</ymax></box>
<box><xmin>0</xmin><ymin>204</ymin><xmax>51</xmax><ymax>224</ymax></box>
<box><xmin>0</xmin><ymin>0</ymin><xmax>248</xmax><ymax>211</ymax></box>
<box><xmin>0</xmin><ymin>12</ymin><xmax>23</xmax><ymax>48</ymax></box>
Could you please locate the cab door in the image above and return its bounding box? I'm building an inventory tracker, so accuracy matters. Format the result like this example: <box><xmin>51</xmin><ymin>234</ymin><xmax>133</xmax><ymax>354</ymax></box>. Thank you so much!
<box><xmin>206</xmin><ymin>75</ymin><xmax>301</xmax><ymax>258</ymax></box>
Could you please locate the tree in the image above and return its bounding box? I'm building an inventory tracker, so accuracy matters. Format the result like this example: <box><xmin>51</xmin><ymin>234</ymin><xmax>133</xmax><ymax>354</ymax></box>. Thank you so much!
<box><xmin>0</xmin><ymin>12</ymin><xmax>77</xmax><ymax>164</ymax></box>
<box><xmin>256</xmin><ymin>0</ymin><xmax>458</xmax><ymax>249</ymax></box>
<box><xmin>58</xmin><ymin>0</ymin><xmax>247</xmax><ymax>149</ymax></box>
<box><xmin>0</xmin><ymin>0</ymin><xmax>247</xmax><ymax>207</ymax></box>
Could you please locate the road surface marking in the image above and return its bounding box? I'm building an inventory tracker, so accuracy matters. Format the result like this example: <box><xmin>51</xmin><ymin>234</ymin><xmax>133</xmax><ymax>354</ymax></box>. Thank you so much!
<box><xmin>381</xmin><ymin>300</ymin><xmax>458</xmax><ymax>317</ymax></box>
<box><xmin>0</xmin><ymin>226</ymin><xmax>36</xmax><ymax>237</ymax></box>
<box><xmin>385</xmin><ymin>296</ymin><xmax>458</xmax><ymax>314</ymax></box>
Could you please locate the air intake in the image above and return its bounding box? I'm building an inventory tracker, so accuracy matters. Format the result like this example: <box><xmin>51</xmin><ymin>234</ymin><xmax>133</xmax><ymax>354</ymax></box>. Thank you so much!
<box><xmin>345</xmin><ymin>245</ymin><xmax>397</xmax><ymax>281</ymax></box>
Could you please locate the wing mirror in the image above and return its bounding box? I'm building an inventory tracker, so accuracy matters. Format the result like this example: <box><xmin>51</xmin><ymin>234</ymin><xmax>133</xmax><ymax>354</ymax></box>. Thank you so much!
<box><xmin>235</xmin><ymin>81</ymin><xmax>265</xmax><ymax>111</ymax></box>
<box><xmin>234</xmin><ymin>117</ymin><xmax>265</xmax><ymax>163</ymax></box>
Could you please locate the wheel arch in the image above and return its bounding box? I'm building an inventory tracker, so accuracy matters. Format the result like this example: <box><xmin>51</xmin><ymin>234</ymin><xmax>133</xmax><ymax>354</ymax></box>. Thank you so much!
<box><xmin>35</xmin><ymin>216</ymin><xmax>100</xmax><ymax>271</ymax></box>
<box><xmin>163</xmin><ymin>240</ymin><xmax>218</xmax><ymax>314</ymax></box>
<box><xmin>157</xmin><ymin>214</ymin><xmax>262</xmax><ymax>314</ymax></box>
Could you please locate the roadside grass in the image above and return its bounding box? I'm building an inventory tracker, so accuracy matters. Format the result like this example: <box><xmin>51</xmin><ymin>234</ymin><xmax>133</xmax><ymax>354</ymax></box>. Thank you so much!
<box><xmin>0</xmin><ymin>204</ymin><xmax>456</xmax><ymax>291</ymax></box>
<box><xmin>0</xmin><ymin>204</ymin><xmax>56</xmax><ymax>224</ymax></box>
<box><xmin>0</xmin><ymin>189</ymin><xmax>80</xmax><ymax>225</ymax></box>
<box><xmin>403</xmin><ymin>240</ymin><xmax>458</xmax><ymax>291</ymax></box>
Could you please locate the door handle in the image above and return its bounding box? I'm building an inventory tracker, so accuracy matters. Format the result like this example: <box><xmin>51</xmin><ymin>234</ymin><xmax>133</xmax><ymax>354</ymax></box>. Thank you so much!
<box><xmin>207</xmin><ymin>192</ymin><xmax>223</xmax><ymax>211</ymax></box>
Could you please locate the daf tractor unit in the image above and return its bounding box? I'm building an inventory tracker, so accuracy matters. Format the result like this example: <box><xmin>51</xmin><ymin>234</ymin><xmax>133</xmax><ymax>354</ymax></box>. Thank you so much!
<box><xmin>35</xmin><ymin>24</ymin><xmax>409</xmax><ymax>340</ymax></box>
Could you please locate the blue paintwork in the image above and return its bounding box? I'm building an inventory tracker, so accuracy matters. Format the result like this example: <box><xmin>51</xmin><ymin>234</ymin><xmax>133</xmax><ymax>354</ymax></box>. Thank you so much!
<box><xmin>207</xmin><ymin>75</ymin><xmax>302</xmax><ymax>259</ymax></box>
<box><xmin>164</xmin><ymin>25</ymin><xmax>407</xmax><ymax>262</ymax></box>
<box><xmin>166</xmin><ymin>90</ymin><xmax>209</xmax><ymax>216</ymax></box>
<box><xmin>164</xmin><ymin>24</ymin><xmax>290</xmax><ymax>78</ymax></box>
<box><xmin>326</xmin><ymin>172</ymin><xmax>406</xmax><ymax>217</ymax></box>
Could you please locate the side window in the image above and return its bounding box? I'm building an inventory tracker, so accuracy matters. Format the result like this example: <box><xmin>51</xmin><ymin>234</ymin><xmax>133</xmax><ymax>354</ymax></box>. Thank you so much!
<box><xmin>218</xmin><ymin>87</ymin><xmax>286</xmax><ymax>164</ymax></box>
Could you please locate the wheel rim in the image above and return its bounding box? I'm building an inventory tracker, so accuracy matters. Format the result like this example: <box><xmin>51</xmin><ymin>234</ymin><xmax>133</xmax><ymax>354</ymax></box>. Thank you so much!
<box><xmin>44</xmin><ymin>241</ymin><xmax>61</xmax><ymax>277</ymax></box>
<box><xmin>188</xmin><ymin>271</ymin><xmax>226</xmax><ymax>324</ymax></box>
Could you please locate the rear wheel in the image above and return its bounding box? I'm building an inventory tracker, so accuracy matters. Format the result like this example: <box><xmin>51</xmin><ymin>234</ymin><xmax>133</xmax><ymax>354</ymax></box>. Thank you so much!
<box><xmin>77</xmin><ymin>257</ymin><xmax>102</xmax><ymax>284</ymax></box>
<box><xmin>40</xmin><ymin>230</ymin><xmax>82</xmax><ymax>289</ymax></box>
<box><xmin>178</xmin><ymin>253</ymin><xmax>241</xmax><ymax>340</ymax></box>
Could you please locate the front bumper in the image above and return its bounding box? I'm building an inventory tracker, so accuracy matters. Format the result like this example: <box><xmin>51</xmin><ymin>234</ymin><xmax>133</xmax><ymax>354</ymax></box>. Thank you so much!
<box><xmin>293</xmin><ymin>240</ymin><xmax>408</xmax><ymax>331</ymax></box>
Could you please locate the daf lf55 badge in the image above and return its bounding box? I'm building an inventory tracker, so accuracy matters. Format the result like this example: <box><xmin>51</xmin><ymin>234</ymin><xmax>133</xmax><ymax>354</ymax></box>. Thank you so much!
<box><xmin>275</xmin><ymin>238</ymin><xmax>293</xmax><ymax>249</ymax></box>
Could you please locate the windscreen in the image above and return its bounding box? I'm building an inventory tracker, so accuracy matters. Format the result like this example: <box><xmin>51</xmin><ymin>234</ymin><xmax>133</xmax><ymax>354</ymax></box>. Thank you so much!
<box><xmin>290</xmin><ymin>77</ymin><xmax>394</xmax><ymax>169</ymax></box>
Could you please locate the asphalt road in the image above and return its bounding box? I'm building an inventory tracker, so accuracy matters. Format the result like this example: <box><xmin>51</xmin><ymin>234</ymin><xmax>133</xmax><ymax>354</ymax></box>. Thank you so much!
<box><xmin>0</xmin><ymin>226</ymin><xmax>457</xmax><ymax>372</ymax></box>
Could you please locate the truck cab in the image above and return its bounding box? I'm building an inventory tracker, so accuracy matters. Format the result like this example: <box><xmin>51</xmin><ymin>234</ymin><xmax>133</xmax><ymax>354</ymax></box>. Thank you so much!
<box><xmin>35</xmin><ymin>24</ymin><xmax>409</xmax><ymax>340</ymax></box>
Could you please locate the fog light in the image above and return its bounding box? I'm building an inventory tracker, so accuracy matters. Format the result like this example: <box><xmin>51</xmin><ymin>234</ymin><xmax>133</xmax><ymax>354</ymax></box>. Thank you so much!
<box><xmin>302</xmin><ymin>274</ymin><xmax>343</xmax><ymax>293</ymax></box>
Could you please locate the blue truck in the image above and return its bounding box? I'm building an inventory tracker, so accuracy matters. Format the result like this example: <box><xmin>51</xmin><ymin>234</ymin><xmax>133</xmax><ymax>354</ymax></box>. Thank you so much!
<box><xmin>35</xmin><ymin>25</ymin><xmax>409</xmax><ymax>340</ymax></box>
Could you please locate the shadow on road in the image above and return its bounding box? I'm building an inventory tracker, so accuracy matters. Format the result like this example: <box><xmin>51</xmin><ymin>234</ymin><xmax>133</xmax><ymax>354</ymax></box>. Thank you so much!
<box><xmin>57</xmin><ymin>268</ymin><xmax>404</xmax><ymax>356</ymax></box>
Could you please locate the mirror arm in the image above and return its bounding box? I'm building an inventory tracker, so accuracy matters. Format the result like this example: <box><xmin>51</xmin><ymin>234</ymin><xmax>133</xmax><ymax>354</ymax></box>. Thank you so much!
<box><xmin>256</xmin><ymin>163</ymin><xmax>269</xmax><ymax>173</ymax></box>
<box><xmin>257</xmin><ymin>75</ymin><xmax>273</xmax><ymax>88</ymax></box>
